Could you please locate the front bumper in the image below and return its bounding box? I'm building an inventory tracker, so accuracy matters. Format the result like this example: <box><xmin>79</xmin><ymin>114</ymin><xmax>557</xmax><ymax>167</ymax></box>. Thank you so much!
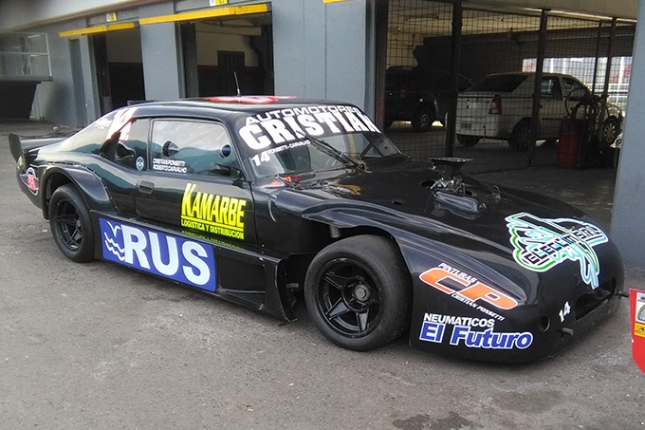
<box><xmin>399</xmin><ymin>241</ymin><xmax>624</xmax><ymax>363</ymax></box>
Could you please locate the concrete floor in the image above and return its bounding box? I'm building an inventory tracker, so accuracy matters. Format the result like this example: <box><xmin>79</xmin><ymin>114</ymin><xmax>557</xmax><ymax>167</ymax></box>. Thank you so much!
<box><xmin>1</xmin><ymin>121</ymin><xmax>644</xmax><ymax>430</ymax></box>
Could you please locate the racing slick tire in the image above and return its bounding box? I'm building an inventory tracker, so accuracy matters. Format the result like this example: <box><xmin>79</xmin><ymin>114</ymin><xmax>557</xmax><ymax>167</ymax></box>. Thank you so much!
<box><xmin>411</xmin><ymin>106</ymin><xmax>434</xmax><ymax>133</ymax></box>
<box><xmin>49</xmin><ymin>184</ymin><xmax>95</xmax><ymax>263</ymax></box>
<box><xmin>456</xmin><ymin>135</ymin><xmax>480</xmax><ymax>147</ymax></box>
<box><xmin>304</xmin><ymin>235</ymin><xmax>412</xmax><ymax>351</ymax></box>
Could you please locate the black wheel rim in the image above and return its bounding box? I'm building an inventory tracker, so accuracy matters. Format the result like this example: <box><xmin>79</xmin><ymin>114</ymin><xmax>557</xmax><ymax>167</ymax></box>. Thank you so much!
<box><xmin>316</xmin><ymin>258</ymin><xmax>381</xmax><ymax>337</ymax></box>
<box><xmin>55</xmin><ymin>200</ymin><xmax>83</xmax><ymax>251</ymax></box>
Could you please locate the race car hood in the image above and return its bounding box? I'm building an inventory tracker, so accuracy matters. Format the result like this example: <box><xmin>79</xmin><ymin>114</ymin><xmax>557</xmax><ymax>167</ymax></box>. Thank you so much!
<box><xmin>271</xmin><ymin>157</ymin><xmax>586</xmax><ymax>251</ymax></box>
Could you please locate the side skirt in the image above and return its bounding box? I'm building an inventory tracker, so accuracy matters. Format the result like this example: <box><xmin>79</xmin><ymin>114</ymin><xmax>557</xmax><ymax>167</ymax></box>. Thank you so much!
<box><xmin>90</xmin><ymin>212</ymin><xmax>296</xmax><ymax>322</ymax></box>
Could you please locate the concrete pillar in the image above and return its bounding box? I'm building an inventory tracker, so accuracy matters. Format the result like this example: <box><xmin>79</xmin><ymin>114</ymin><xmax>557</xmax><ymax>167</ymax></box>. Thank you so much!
<box><xmin>272</xmin><ymin>0</ymin><xmax>370</xmax><ymax>112</ymax></box>
<box><xmin>181</xmin><ymin>23</ymin><xmax>199</xmax><ymax>98</ymax></box>
<box><xmin>139</xmin><ymin>3</ymin><xmax>184</xmax><ymax>101</ymax></box>
<box><xmin>78</xmin><ymin>35</ymin><xmax>101</xmax><ymax>122</ymax></box>
<box><xmin>610</xmin><ymin>1</ymin><xmax>645</xmax><ymax>267</ymax></box>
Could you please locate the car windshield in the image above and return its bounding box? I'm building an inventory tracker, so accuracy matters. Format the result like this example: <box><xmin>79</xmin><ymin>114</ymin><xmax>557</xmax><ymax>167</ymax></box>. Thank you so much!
<box><xmin>466</xmin><ymin>74</ymin><xmax>528</xmax><ymax>93</ymax></box>
<box><xmin>235</xmin><ymin>104</ymin><xmax>400</xmax><ymax>178</ymax></box>
<box><xmin>248</xmin><ymin>131</ymin><xmax>400</xmax><ymax>178</ymax></box>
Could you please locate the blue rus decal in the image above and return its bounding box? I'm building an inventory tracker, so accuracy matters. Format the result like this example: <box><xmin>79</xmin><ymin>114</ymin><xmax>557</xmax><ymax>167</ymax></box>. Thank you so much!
<box><xmin>100</xmin><ymin>218</ymin><xmax>216</xmax><ymax>291</ymax></box>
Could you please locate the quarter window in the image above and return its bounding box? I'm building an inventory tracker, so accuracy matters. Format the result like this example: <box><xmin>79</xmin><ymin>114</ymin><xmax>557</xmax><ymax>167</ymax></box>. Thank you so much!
<box><xmin>100</xmin><ymin>118</ymin><xmax>149</xmax><ymax>170</ymax></box>
<box><xmin>150</xmin><ymin>120</ymin><xmax>238</xmax><ymax>176</ymax></box>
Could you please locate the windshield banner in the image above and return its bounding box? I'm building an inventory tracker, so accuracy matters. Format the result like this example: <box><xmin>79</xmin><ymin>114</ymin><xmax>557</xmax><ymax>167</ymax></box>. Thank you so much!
<box><xmin>238</xmin><ymin>105</ymin><xmax>379</xmax><ymax>151</ymax></box>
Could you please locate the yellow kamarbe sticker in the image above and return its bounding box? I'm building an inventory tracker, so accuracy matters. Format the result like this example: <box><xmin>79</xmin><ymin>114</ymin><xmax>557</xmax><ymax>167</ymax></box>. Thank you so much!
<box><xmin>181</xmin><ymin>183</ymin><xmax>247</xmax><ymax>240</ymax></box>
<box><xmin>635</xmin><ymin>323</ymin><xmax>645</xmax><ymax>339</ymax></box>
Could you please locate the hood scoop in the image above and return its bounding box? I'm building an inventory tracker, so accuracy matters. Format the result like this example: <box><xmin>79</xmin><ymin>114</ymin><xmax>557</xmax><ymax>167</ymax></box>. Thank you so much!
<box><xmin>429</xmin><ymin>157</ymin><xmax>471</xmax><ymax>193</ymax></box>
<box><xmin>427</xmin><ymin>157</ymin><xmax>501</xmax><ymax>217</ymax></box>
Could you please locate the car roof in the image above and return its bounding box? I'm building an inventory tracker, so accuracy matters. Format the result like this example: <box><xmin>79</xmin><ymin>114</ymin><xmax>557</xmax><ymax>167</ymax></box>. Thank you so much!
<box><xmin>128</xmin><ymin>97</ymin><xmax>357</xmax><ymax>115</ymax></box>
<box><xmin>386</xmin><ymin>66</ymin><xmax>450</xmax><ymax>74</ymax></box>
<box><xmin>482</xmin><ymin>71</ymin><xmax>577</xmax><ymax>79</ymax></box>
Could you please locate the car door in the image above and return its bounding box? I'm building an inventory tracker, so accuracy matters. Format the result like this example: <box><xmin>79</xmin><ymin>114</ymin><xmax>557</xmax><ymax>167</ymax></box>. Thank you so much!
<box><xmin>135</xmin><ymin>118</ymin><xmax>256</xmax><ymax>247</ymax></box>
<box><xmin>386</xmin><ymin>70</ymin><xmax>415</xmax><ymax>119</ymax></box>
<box><xmin>562</xmin><ymin>76</ymin><xmax>592</xmax><ymax>119</ymax></box>
<box><xmin>538</xmin><ymin>76</ymin><xmax>565</xmax><ymax>139</ymax></box>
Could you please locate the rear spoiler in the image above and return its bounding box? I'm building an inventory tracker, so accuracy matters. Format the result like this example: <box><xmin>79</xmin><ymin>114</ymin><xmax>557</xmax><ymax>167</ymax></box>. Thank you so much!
<box><xmin>9</xmin><ymin>133</ymin><xmax>22</xmax><ymax>162</ymax></box>
<box><xmin>8</xmin><ymin>133</ymin><xmax>72</xmax><ymax>162</ymax></box>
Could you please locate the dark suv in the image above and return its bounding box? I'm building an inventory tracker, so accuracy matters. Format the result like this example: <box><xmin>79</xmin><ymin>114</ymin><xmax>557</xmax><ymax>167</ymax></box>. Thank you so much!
<box><xmin>385</xmin><ymin>66</ymin><xmax>472</xmax><ymax>132</ymax></box>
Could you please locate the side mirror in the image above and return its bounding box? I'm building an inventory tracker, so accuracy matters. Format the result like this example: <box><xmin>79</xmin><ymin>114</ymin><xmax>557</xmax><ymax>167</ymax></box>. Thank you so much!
<box><xmin>209</xmin><ymin>163</ymin><xmax>232</xmax><ymax>176</ymax></box>
<box><xmin>209</xmin><ymin>163</ymin><xmax>245</xmax><ymax>180</ymax></box>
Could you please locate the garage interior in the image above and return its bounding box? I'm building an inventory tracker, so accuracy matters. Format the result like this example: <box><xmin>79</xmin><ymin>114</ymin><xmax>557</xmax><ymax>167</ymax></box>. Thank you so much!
<box><xmin>84</xmin><ymin>7</ymin><xmax>274</xmax><ymax>114</ymax></box>
<box><xmin>181</xmin><ymin>14</ymin><xmax>274</xmax><ymax>98</ymax></box>
<box><xmin>382</xmin><ymin>0</ymin><xmax>636</xmax><ymax>173</ymax></box>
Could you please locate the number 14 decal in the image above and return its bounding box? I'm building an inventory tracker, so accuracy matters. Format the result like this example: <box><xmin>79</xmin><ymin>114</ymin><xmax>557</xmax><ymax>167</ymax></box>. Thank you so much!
<box><xmin>559</xmin><ymin>301</ymin><xmax>571</xmax><ymax>322</ymax></box>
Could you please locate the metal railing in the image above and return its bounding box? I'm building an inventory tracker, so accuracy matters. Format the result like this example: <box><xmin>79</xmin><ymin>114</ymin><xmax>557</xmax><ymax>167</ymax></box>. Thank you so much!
<box><xmin>0</xmin><ymin>33</ymin><xmax>52</xmax><ymax>81</ymax></box>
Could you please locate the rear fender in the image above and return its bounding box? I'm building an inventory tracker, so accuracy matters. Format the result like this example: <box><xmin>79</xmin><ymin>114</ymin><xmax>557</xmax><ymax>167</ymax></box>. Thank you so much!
<box><xmin>40</xmin><ymin>166</ymin><xmax>115</xmax><ymax>219</ymax></box>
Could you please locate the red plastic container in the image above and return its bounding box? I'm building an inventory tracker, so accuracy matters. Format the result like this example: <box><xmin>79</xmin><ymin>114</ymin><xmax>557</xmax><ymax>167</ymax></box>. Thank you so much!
<box><xmin>556</xmin><ymin>119</ymin><xmax>580</xmax><ymax>169</ymax></box>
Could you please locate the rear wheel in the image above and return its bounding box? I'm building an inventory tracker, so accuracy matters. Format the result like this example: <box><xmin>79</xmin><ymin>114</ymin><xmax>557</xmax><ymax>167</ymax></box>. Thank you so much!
<box><xmin>411</xmin><ymin>106</ymin><xmax>434</xmax><ymax>133</ymax></box>
<box><xmin>456</xmin><ymin>135</ymin><xmax>480</xmax><ymax>147</ymax></box>
<box><xmin>49</xmin><ymin>184</ymin><xmax>95</xmax><ymax>263</ymax></box>
<box><xmin>304</xmin><ymin>235</ymin><xmax>411</xmax><ymax>351</ymax></box>
<box><xmin>508</xmin><ymin>120</ymin><xmax>532</xmax><ymax>152</ymax></box>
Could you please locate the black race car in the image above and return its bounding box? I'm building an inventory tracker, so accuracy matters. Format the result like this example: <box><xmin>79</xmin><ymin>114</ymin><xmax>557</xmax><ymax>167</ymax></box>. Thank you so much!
<box><xmin>9</xmin><ymin>96</ymin><xmax>624</xmax><ymax>362</ymax></box>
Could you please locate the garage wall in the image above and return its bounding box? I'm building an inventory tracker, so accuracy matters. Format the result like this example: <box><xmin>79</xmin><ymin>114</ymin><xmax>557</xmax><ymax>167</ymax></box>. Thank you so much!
<box><xmin>272</xmin><ymin>0</ymin><xmax>371</xmax><ymax>111</ymax></box>
<box><xmin>611</xmin><ymin>0</ymin><xmax>645</xmax><ymax>269</ymax></box>
<box><xmin>195</xmin><ymin>31</ymin><xmax>258</xmax><ymax>67</ymax></box>
<box><xmin>0</xmin><ymin>0</ymin><xmax>143</xmax><ymax>31</ymax></box>
<box><xmin>15</xmin><ymin>19</ymin><xmax>90</xmax><ymax>126</ymax></box>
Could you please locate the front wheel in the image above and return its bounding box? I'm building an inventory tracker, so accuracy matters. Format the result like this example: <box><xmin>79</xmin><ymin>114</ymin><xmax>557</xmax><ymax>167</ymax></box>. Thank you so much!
<box><xmin>411</xmin><ymin>106</ymin><xmax>434</xmax><ymax>133</ymax></box>
<box><xmin>304</xmin><ymin>235</ymin><xmax>411</xmax><ymax>351</ymax></box>
<box><xmin>601</xmin><ymin>117</ymin><xmax>620</xmax><ymax>146</ymax></box>
<box><xmin>49</xmin><ymin>184</ymin><xmax>95</xmax><ymax>263</ymax></box>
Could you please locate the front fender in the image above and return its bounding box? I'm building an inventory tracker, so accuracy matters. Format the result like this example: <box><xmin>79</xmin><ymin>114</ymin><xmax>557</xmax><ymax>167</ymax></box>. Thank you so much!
<box><xmin>40</xmin><ymin>166</ymin><xmax>115</xmax><ymax>219</ymax></box>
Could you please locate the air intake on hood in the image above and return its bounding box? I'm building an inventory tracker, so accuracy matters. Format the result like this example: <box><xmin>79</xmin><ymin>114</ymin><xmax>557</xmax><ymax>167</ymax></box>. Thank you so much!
<box><xmin>434</xmin><ymin>191</ymin><xmax>479</xmax><ymax>214</ymax></box>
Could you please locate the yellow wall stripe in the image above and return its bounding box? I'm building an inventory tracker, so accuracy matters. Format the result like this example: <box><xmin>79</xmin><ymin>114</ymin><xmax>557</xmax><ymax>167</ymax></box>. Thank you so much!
<box><xmin>323</xmin><ymin>0</ymin><xmax>352</xmax><ymax>3</ymax></box>
<box><xmin>59</xmin><ymin>22</ymin><xmax>136</xmax><ymax>38</ymax></box>
<box><xmin>139</xmin><ymin>3</ymin><xmax>269</xmax><ymax>25</ymax></box>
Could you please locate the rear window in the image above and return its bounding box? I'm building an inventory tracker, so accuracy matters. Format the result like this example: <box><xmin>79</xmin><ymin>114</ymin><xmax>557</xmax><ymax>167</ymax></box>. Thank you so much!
<box><xmin>466</xmin><ymin>75</ymin><xmax>528</xmax><ymax>93</ymax></box>
<box><xmin>386</xmin><ymin>72</ymin><xmax>409</xmax><ymax>91</ymax></box>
